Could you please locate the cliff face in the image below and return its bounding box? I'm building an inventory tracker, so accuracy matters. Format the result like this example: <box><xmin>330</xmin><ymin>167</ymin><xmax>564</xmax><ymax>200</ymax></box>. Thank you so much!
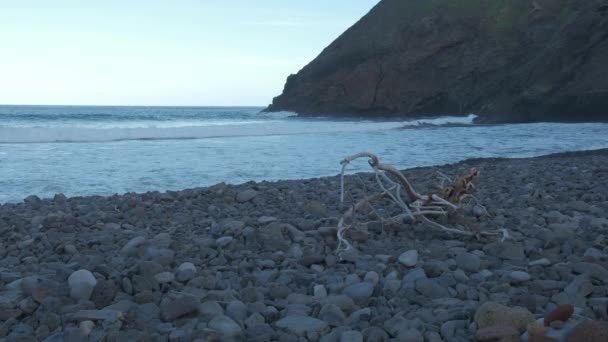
<box><xmin>266</xmin><ymin>0</ymin><xmax>608</xmax><ymax>123</ymax></box>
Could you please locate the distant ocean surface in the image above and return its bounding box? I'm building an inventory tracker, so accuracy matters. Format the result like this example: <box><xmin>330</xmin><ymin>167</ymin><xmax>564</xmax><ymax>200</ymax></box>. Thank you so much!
<box><xmin>1</xmin><ymin>105</ymin><xmax>608</xmax><ymax>203</ymax></box>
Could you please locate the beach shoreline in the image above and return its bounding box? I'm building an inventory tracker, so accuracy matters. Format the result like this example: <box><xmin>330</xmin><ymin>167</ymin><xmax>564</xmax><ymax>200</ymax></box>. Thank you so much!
<box><xmin>1</xmin><ymin>148</ymin><xmax>607</xmax><ymax>340</ymax></box>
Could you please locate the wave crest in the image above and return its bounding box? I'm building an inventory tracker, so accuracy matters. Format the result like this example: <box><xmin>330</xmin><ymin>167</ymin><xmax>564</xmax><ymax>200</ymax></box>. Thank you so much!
<box><xmin>0</xmin><ymin>115</ymin><xmax>476</xmax><ymax>143</ymax></box>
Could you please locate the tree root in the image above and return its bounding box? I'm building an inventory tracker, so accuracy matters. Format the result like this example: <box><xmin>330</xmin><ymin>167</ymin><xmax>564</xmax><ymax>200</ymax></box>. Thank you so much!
<box><xmin>337</xmin><ymin>152</ymin><xmax>509</xmax><ymax>255</ymax></box>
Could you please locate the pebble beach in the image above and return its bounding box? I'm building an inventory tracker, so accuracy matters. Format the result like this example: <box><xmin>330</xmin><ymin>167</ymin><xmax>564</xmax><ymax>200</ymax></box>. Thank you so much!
<box><xmin>1</xmin><ymin>149</ymin><xmax>608</xmax><ymax>341</ymax></box>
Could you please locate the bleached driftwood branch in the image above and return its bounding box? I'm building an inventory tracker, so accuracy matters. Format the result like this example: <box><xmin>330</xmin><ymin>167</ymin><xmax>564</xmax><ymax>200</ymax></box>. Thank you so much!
<box><xmin>337</xmin><ymin>152</ymin><xmax>509</xmax><ymax>255</ymax></box>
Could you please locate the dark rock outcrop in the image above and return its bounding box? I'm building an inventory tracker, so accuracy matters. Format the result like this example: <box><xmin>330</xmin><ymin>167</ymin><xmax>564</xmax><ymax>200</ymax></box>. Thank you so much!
<box><xmin>266</xmin><ymin>0</ymin><xmax>608</xmax><ymax>123</ymax></box>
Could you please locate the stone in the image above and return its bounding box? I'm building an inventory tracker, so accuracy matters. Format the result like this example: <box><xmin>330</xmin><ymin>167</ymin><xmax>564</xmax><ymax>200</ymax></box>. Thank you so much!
<box><xmin>550</xmin><ymin>320</ymin><xmax>565</xmax><ymax>329</ymax></box>
<box><xmin>304</xmin><ymin>200</ymin><xmax>327</xmax><ymax>218</ymax></box>
<box><xmin>236</xmin><ymin>189</ymin><xmax>258</xmax><ymax>203</ymax></box>
<box><xmin>155</xmin><ymin>272</ymin><xmax>175</xmax><ymax>284</ymax></box>
<box><xmin>476</xmin><ymin>325</ymin><xmax>519</xmax><ymax>341</ymax></box>
<box><xmin>455</xmin><ymin>252</ymin><xmax>481</xmax><ymax>272</ymax></box>
<box><xmin>484</xmin><ymin>241</ymin><xmax>525</xmax><ymax>261</ymax></box>
<box><xmin>275</xmin><ymin>315</ymin><xmax>329</xmax><ymax>335</ymax></box>
<box><xmin>441</xmin><ymin>320</ymin><xmax>467</xmax><ymax>340</ymax></box>
<box><xmin>72</xmin><ymin>309</ymin><xmax>123</xmax><ymax>322</ymax></box>
<box><xmin>544</xmin><ymin>304</ymin><xmax>574</xmax><ymax>326</ymax></box>
<box><xmin>68</xmin><ymin>270</ymin><xmax>97</xmax><ymax>301</ymax></box>
<box><xmin>199</xmin><ymin>301</ymin><xmax>224</xmax><ymax>319</ymax></box>
<box><xmin>527</xmin><ymin>322</ymin><xmax>545</xmax><ymax>336</ymax></box>
<box><xmin>584</xmin><ymin>248</ymin><xmax>603</xmax><ymax>260</ymax></box>
<box><xmin>208</xmin><ymin>315</ymin><xmax>242</xmax><ymax>337</ymax></box>
<box><xmin>349</xmin><ymin>307</ymin><xmax>371</xmax><ymax>323</ymax></box>
<box><xmin>398</xmin><ymin>250</ymin><xmax>418</xmax><ymax>267</ymax></box>
<box><xmin>79</xmin><ymin>320</ymin><xmax>94</xmax><ymax>336</ymax></box>
<box><xmin>362</xmin><ymin>327</ymin><xmax>389</xmax><ymax>342</ymax></box>
<box><xmin>320</xmin><ymin>295</ymin><xmax>357</xmax><ymax>314</ymax></box>
<box><xmin>121</xmin><ymin>236</ymin><xmax>146</xmax><ymax>255</ymax></box>
<box><xmin>90</xmin><ymin>279</ymin><xmax>118</xmax><ymax>308</ymax></box>
<box><xmin>258</xmin><ymin>223</ymin><xmax>289</xmax><ymax>251</ymax></box>
<box><xmin>314</xmin><ymin>284</ymin><xmax>328</xmax><ymax>298</ymax></box>
<box><xmin>530</xmin><ymin>258</ymin><xmax>552</xmax><ymax>266</ymax></box>
<box><xmin>509</xmin><ymin>271</ymin><xmax>531</xmax><ymax>283</ymax></box>
<box><xmin>216</xmin><ymin>236</ymin><xmax>234</xmax><ymax>247</ymax></box>
<box><xmin>161</xmin><ymin>297</ymin><xmax>199</xmax><ymax>321</ymax></box>
<box><xmin>342</xmin><ymin>282</ymin><xmax>374</xmax><ymax>301</ymax></box>
<box><xmin>566</xmin><ymin>320</ymin><xmax>608</xmax><ymax>342</ymax></box>
<box><xmin>415</xmin><ymin>278</ymin><xmax>449</xmax><ymax>298</ymax></box>
<box><xmin>474</xmin><ymin>302</ymin><xmax>535</xmax><ymax>332</ymax></box>
<box><xmin>573</xmin><ymin>262</ymin><xmax>608</xmax><ymax>281</ymax></box>
<box><xmin>320</xmin><ymin>304</ymin><xmax>346</xmax><ymax>327</ymax></box>
<box><xmin>529</xmin><ymin>335</ymin><xmax>559</xmax><ymax>342</ymax></box>
<box><xmin>145</xmin><ymin>247</ymin><xmax>175</xmax><ymax>266</ymax></box>
<box><xmin>398</xmin><ymin>329</ymin><xmax>424</xmax><ymax>342</ymax></box>
<box><xmin>364</xmin><ymin>271</ymin><xmax>380</xmax><ymax>285</ymax></box>
<box><xmin>7</xmin><ymin>323</ymin><xmax>34</xmax><ymax>341</ymax></box>
<box><xmin>340</xmin><ymin>330</ymin><xmax>363</xmax><ymax>342</ymax></box>
<box><xmin>402</xmin><ymin>268</ymin><xmax>427</xmax><ymax>285</ymax></box>
<box><xmin>20</xmin><ymin>276</ymin><xmax>55</xmax><ymax>303</ymax></box>
<box><xmin>226</xmin><ymin>300</ymin><xmax>247</xmax><ymax>322</ymax></box>
<box><xmin>176</xmin><ymin>262</ymin><xmax>197</xmax><ymax>282</ymax></box>
<box><xmin>18</xmin><ymin>297</ymin><xmax>38</xmax><ymax>314</ymax></box>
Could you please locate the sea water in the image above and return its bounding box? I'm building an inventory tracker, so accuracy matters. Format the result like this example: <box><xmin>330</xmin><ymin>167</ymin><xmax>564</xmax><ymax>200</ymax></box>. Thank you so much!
<box><xmin>1</xmin><ymin>105</ymin><xmax>607</xmax><ymax>203</ymax></box>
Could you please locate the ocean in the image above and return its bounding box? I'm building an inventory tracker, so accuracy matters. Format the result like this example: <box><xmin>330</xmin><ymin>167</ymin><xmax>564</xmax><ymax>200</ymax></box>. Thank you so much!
<box><xmin>1</xmin><ymin>105</ymin><xmax>607</xmax><ymax>203</ymax></box>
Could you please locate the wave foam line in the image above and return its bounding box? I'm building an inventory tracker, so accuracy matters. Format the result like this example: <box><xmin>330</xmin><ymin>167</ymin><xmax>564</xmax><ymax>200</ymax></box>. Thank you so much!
<box><xmin>0</xmin><ymin>115</ymin><xmax>475</xmax><ymax>143</ymax></box>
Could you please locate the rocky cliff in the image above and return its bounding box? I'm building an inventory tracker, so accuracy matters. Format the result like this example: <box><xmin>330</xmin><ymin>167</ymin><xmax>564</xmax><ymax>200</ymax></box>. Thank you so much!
<box><xmin>266</xmin><ymin>0</ymin><xmax>608</xmax><ymax>123</ymax></box>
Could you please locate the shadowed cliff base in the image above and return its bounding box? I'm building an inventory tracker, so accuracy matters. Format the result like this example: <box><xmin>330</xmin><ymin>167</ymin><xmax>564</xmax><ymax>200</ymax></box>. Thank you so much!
<box><xmin>266</xmin><ymin>0</ymin><xmax>608</xmax><ymax>123</ymax></box>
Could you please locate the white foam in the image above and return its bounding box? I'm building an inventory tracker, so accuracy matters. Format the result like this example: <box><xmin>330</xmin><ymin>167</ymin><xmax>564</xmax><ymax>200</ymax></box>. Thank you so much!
<box><xmin>401</xmin><ymin>114</ymin><xmax>478</xmax><ymax>127</ymax></box>
<box><xmin>0</xmin><ymin>115</ymin><xmax>476</xmax><ymax>144</ymax></box>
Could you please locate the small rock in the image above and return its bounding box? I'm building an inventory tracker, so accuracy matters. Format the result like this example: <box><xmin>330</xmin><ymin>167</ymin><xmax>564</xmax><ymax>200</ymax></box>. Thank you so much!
<box><xmin>527</xmin><ymin>322</ymin><xmax>545</xmax><ymax>336</ymax></box>
<box><xmin>340</xmin><ymin>330</ymin><xmax>363</xmax><ymax>342</ymax></box>
<box><xmin>155</xmin><ymin>272</ymin><xmax>175</xmax><ymax>284</ymax></box>
<box><xmin>236</xmin><ymin>189</ymin><xmax>258</xmax><ymax>203</ymax></box>
<box><xmin>121</xmin><ymin>236</ymin><xmax>146</xmax><ymax>255</ymax></box>
<box><xmin>476</xmin><ymin>324</ymin><xmax>519</xmax><ymax>341</ymax></box>
<box><xmin>320</xmin><ymin>304</ymin><xmax>346</xmax><ymax>327</ymax></box>
<box><xmin>342</xmin><ymin>282</ymin><xmax>374</xmax><ymax>302</ymax></box>
<box><xmin>566</xmin><ymin>320</ymin><xmax>608</xmax><ymax>342</ymax></box>
<box><xmin>550</xmin><ymin>320</ymin><xmax>565</xmax><ymax>329</ymax></box>
<box><xmin>415</xmin><ymin>278</ymin><xmax>449</xmax><ymax>298</ymax></box>
<box><xmin>208</xmin><ymin>315</ymin><xmax>242</xmax><ymax>337</ymax></box>
<box><xmin>455</xmin><ymin>252</ymin><xmax>481</xmax><ymax>272</ymax></box>
<box><xmin>68</xmin><ymin>270</ymin><xmax>97</xmax><ymax>301</ymax></box>
<box><xmin>275</xmin><ymin>315</ymin><xmax>329</xmax><ymax>335</ymax></box>
<box><xmin>226</xmin><ymin>300</ymin><xmax>247</xmax><ymax>322</ymax></box>
<box><xmin>304</xmin><ymin>200</ymin><xmax>327</xmax><ymax>218</ymax></box>
<box><xmin>176</xmin><ymin>262</ymin><xmax>197</xmax><ymax>282</ymax></box>
<box><xmin>584</xmin><ymin>248</ymin><xmax>603</xmax><ymax>260</ymax></box>
<box><xmin>398</xmin><ymin>250</ymin><xmax>418</xmax><ymax>267</ymax></box>
<box><xmin>314</xmin><ymin>285</ymin><xmax>328</xmax><ymax>298</ymax></box>
<box><xmin>510</xmin><ymin>271</ymin><xmax>532</xmax><ymax>283</ymax></box>
<box><xmin>79</xmin><ymin>320</ymin><xmax>94</xmax><ymax>336</ymax></box>
<box><xmin>529</xmin><ymin>258</ymin><xmax>551</xmax><ymax>266</ymax></box>
<box><xmin>72</xmin><ymin>309</ymin><xmax>123</xmax><ymax>322</ymax></box>
<box><xmin>199</xmin><ymin>301</ymin><xmax>224</xmax><ymax>319</ymax></box>
<box><xmin>474</xmin><ymin>301</ymin><xmax>535</xmax><ymax>332</ymax></box>
<box><xmin>216</xmin><ymin>236</ymin><xmax>234</xmax><ymax>247</ymax></box>
<box><xmin>399</xmin><ymin>329</ymin><xmax>424</xmax><ymax>342</ymax></box>
<box><xmin>544</xmin><ymin>304</ymin><xmax>574</xmax><ymax>326</ymax></box>
<box><xmin>161</xmin><ymin>297</ymin><xmax>199</xmax><ymax>321</ymax></box>
<box><xmin>573</xmin><ymin>262</ymin><xmax>608</xmax><ymax>281</ymax></box>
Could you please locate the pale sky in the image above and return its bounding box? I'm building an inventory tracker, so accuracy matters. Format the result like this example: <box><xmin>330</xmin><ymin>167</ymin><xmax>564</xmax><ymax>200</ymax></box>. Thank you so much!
<box><xmin>0</xmin><ymin>1</ymin><xmax>380</xmax><ymax>106</ymax></box>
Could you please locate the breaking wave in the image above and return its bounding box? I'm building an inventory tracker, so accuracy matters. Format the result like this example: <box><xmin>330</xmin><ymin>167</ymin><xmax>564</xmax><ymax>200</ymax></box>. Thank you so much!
<box><xmin>0</xmin><ymin>115</ymin><xmax>476</xmax><ymax>143</ymax></box>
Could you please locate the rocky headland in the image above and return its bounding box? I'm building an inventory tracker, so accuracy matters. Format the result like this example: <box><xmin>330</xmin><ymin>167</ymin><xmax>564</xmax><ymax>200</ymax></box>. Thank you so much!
<box><xmin>266</xmin><ymin>0</ymin><xmax>608</xmax><ymax>123</ymax></box>
<box><xmin>1</xmin><ymin>149</ymin><xmax>608</xmax><ymax>341</ymax></box>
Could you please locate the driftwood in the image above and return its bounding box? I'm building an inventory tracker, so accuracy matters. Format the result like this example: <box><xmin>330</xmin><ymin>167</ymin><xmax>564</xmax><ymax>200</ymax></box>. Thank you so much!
<box><xmin>337</xmin><ymin>152</ymin><xmax>508</xmax><ymax>254</ymax></box>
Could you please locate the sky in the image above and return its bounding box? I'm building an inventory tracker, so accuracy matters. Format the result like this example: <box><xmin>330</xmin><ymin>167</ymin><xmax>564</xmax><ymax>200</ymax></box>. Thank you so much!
<box><xmin>0</xmin><ymin>1</ymin><xmax>380</xmax><ymax>106</ymax></box>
